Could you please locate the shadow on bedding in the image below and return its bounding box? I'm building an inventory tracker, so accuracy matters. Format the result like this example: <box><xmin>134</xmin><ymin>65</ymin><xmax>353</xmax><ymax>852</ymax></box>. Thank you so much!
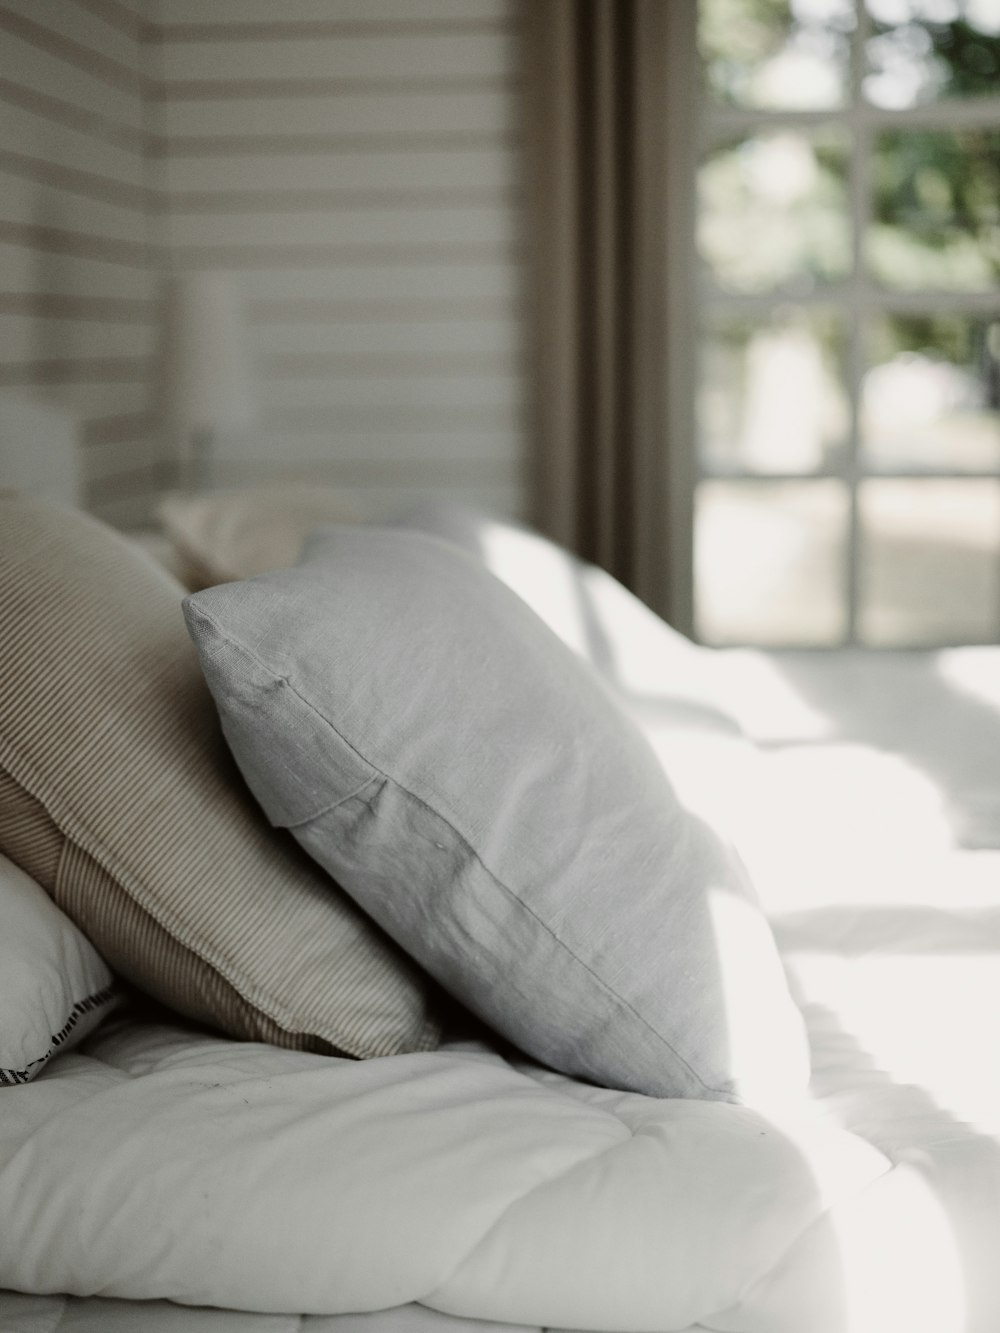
<box><xmin>786</xmin><ymin>996</ymin><xmax>1000</xmax><ymax>1333</ymax></box>
<box><xmin>745</xmin><ymin>650</ymin><xmax>1000</xmax><ymax>852</ymax></box>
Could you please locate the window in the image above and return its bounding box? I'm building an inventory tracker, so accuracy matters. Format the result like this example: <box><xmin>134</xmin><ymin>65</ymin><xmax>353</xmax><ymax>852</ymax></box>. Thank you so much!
<box><xmin>692</xmin><ymin>0</ymin><xmax>1000</xmax><ymax>646</ymax></box>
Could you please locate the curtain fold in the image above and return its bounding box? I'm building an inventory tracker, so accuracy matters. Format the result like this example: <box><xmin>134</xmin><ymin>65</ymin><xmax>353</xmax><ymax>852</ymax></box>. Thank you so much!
<box><xmin>526</xmin><ymin>0</ymin><xmax>683</xmax><ymax>623</ymax></box>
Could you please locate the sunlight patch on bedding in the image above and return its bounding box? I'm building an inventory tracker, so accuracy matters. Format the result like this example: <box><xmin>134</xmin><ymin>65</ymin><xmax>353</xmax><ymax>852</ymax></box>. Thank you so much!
<box><xmin>579</xmin><ymin>567</ymin><xmax>722</xmax><ymax>703</ymax></box>
<box><xmin>478</xmin><ymin>519</ymin><xmax>727</xmax><ymax>714</ymax></box>
<box><xmin>712</xmin><ymin>649</ymin><xmax>834</xmax><ymax>742</ymax></box>
<box><xmin>831</xmin><ymin>1164</ymin><xmax>966</xmax><ymax>1333</ymax></box>
<box><xmin>751</xmin><ymin>743</ymin><xmax>957</xmax><ymax>912</ymax></box>
<box><xmin>938</xmin><ymin>648</ymin><xmax>1000</xmax><ymax>716</ymax></box>
<box><xmin>795</xmin><ymin>944</ymin><xmax>1000</xmax><ymax>1131</ymax></box>
<box><xmin>768</xmin><ymin>743</ymin><xmax>953</xmax><ymax>854</ymax></box>
<box><xmin>707</xmin><ymin>888</ymin><xmax>811</xmax><ymax>1107</ymax></box>
<box><xmin>479</xmin><ymin>522</ymin><xmax>590</xmax><ymax>658</ymax></box>
<box><xmin>640</xmin><ymin>724</ymin><xmax>756</xmax><ymax>833</ymax></box>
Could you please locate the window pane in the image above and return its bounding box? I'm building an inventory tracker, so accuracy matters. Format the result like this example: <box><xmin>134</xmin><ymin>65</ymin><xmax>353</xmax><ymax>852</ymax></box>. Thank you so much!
<box><xmin>700</xmin><ymin>0</ymin><xmax>854</xmax><ymax>109</ymax></box>
<box><xmin>695</xmin><ymin>481</ymin><xmax>849</xmax><ymax>644</ymax></box>
<box><xmin>862</xmin><ymin>316</ymin><xmax>1000</xmax><ymax>471</ymax></box>
<box><xmin>700</xmin><ymin>131</ymin><xmax>852</xmax><ymax>294</ymax></box>
<box><xmin>865</xmin><ymin>0</ymin><xmax>1000</xmax><ymax>109</ymax></box>
<box><xmin>859</xmin><ymin>479</ymin><xmax>1000</xmax><ymax>643</ymax></box>
<box><xmin>870</xmin><ymin>129</ymin><xmax>1000</xmax><ymax>291</ymax></box>
<box><xmin>699</xmin><ymin>309</ymin><xmax>849</xmax><ymax>473</ymax></box>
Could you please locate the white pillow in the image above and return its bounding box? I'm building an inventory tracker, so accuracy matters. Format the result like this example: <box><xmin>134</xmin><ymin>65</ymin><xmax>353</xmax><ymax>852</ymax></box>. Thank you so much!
<box><xmin>0</xmin><ymin>852</ymin><xmax>119</xmax><ymax>1085</ymax></box>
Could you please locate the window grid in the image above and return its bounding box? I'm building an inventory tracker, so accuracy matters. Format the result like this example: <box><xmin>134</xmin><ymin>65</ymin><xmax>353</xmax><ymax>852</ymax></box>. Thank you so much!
<box><xmin>694</xmin><ymin>0</ymin><xmax>1000</xmax><ymax>648</ymax></box>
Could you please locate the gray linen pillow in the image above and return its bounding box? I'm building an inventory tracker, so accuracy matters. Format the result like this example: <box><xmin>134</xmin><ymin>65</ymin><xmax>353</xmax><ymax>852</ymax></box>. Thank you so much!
<box><xmin>185</xmin><ymin>526</ymin><xmax>809</xmax><ymax>1103</ymax></box>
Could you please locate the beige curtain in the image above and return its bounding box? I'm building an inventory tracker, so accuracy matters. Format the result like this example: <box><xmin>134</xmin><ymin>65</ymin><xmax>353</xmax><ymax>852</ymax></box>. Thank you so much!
<box><xmin>525</xmin><ymin>0</ymin><xmax>692</xmax><ymax>626</ymax></box>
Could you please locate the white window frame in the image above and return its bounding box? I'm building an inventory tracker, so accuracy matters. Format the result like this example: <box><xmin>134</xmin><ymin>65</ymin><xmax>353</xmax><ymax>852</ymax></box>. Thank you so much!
<box><xmin>671</xmin><ymin>0</ymin><xmax>1000</xmax><ymax>647</ymax></box>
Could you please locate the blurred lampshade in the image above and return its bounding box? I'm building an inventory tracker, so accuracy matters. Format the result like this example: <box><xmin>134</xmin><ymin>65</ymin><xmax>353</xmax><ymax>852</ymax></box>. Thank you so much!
<box><xmin>164</xmin><ymin>272</ymin><xmax>257</xmax><ymax>486</ymax></box>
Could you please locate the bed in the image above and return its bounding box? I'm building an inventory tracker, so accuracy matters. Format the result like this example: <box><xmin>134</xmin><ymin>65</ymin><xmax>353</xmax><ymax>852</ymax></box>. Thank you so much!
<box><xmin>2</xmin><ymin>482</ymin><xmax>1000</xmax><ymax>1333</ymax></box>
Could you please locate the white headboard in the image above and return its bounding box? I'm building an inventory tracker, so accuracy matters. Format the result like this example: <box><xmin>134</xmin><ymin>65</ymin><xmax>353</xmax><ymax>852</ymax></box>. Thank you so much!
<box><xmin>0</xmin><ymin>395</ymin><xmax>82</xmax><ymax>507</ymax></box>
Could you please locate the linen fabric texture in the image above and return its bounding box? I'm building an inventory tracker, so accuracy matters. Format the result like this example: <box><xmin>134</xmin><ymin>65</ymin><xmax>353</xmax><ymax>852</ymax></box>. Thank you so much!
<box><xmin>0</xmin><ymin>851</ymin><xmax>119</xmax><ymax>1085</ymax></box>
<box><xmin>185</xmin><ymin>526</ymin><xmax>809</xmax><ymax>1103</ymax></box>
<box><xmin>0</xmin><ymin>496</ymin><xmax>442</xmax><ymax>1059</ymax></box>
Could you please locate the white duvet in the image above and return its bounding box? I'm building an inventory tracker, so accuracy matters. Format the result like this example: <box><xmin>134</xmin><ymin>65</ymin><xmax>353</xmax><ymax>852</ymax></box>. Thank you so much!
<box><xmin>5</xmin><ymin>646</ymin><xmax>1000</xmax><ymax>1333</ymax></box>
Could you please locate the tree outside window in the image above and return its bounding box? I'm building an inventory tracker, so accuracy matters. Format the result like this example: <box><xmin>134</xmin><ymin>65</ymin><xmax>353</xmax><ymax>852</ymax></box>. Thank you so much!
<box><xmin>693</xmin><ymin>0</ymin><xmax>1000</xmax><ymax>646</ymax></box>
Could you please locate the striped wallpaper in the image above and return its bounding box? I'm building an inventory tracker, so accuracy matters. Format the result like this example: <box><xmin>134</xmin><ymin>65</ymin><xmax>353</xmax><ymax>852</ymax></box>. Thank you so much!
<box><xmin>0</xmin><ymin>0</ymin><xmax>163</xmax><ymax>527</ymax></box>
<box><xmin>1</xmin><ymin>0</ymin><xmax>528</xmax><ymax>527</ymax></box>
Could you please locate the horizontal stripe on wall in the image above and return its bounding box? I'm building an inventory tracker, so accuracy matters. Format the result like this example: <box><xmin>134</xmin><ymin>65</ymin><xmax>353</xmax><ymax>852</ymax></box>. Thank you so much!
<box><xmin>0</xmin><ymin>219</ymin><xmax>154</xmax><ymax>268</ymax></box>
<box><xmin>0</xmin><ymin>149</ymin><xmax>154</xmax><ymax>213</ymax></box>
<box><xmin>1</xmin><ymin>241</ymin><xmax>155</xmax><ymax>300</ymax></box>
<box><xmin>0</xmin><ymin>28</ymin><xmax>143</xmax><ymax>127</ymax></box>
<box><xmin>248</xmin><ymin>296</ymin><xmax>521</xmax><ymax>322</ymax></box>
<box><xmin>204</xmin><ymin>472</ymin><xmax>526</xmax><ymax>525</ymax></box>
<box><xmin>17</xmin><ymin>380</ymin><xmax>152</xmax><ymax>418</ymax></box>
<box><xmin>261</xmin><ymin>352</ymin><xmax>519</xmax><ymax>379</ymax></box>
<box><xmin>264</xmin><ymin>402</ymin><xmax>523</xmax><ymax>432</ymax></box>
<box><xmin>0</xmin><ymin>8</ymin><xmax>150</xmax><ymax>99</ymax></box>
<box><xmin>0</xmin><ymin>168</ymin><xmax>154</xmax><ymax>245</ymax></box>
<box><xmin>229</xmin><ymin>418</ymin><xmax>523</xmax><ymax>456</ymax></box>
<box><xmin>206</xmin><ymin>454</ymin><xmax>521</xmax><ymax>488</ymax></box>
<box><xmin>83</xmin><ymin>411</ymin><xmax>158</xmax><ymax>447</ymax></box>
<box><xmin>160</xmin><ymin>89</ymin><xmax>518</xmax><ymax>139</ymax></box>
<box><xmin>253</xmin><ymin>317</ymin><xmax>518</xmax><ymax>358</ymax></box>
<box><xmin>163</xmin><ymin>148</ymin><xmax>519</xmax><ymax>195</ymax></box>
<box><xmin>73</xmin><ymin>0</ymin><xmax>151</xmax><ymax>43</ymax></box>
<box><xmin>157</xmin><ymin>18</ymin><xmax>516</xmax><ymax>44</ymax></box>
<box><xmin>157</xmin><ymin>74</ymin><xmax>519</xmax><ymax>100</ymax></box>
<box><xmin>102</xmin><ymin>0</ymin><xmax>155</xmax><ymax>22</ymax></box>
<box><xmin>0</xmin><ymin>356</ymin><xmax>157</xmax><ymax>386</ymax></box>
<box><xmin>262</xmin><ymin>372</ymin><xmax>522</xmax><ymax>411</ymax></box>
<box><xmin>210</xmin><ymin>452</ymin><xmax>519</xmax><ymax>484</ymax></box>
<box><xmin>3</xmin><ymin>0</ymin><xmax>141</xmax><ymax>78</ymax></box>
<box><xmin>84</xmin><ymin>433</ymin><xmax>159</xmax><ymax>483</ymax></box>
<box><xmin>158</xmin><ymin>0</ymin><xmax>514</xmax><ymax>24</ymax></box>
<box><xmin>3</xmin><ymin>103</ymin><xmax>148</xmax><ymax>192</ymax></box>
<box><xmin>219</xmin><ymin>426</ymin><xmax>521</xmax><ymax>459</ymax></box>
<box><xmin>0</xmin><ymin>291</ymin><xmax>157</xmax><ymax>321</ymax></box>
<box><xmin>166</xmin><ymin>205</ymin><xmax>518</xmax><ymax>250</ymax></box>
<box><xmin>158</xmin><ymin>32</ymin><xmax>519</xmax><ymax>83</ymax></box>
<box><xmin>167</xmin><ymin>185</ymin><xmax>516</xmax><ymax>213</ymax></box>
<box><xmin>1</xmin><ymin>312</ymin><xmax>157</xmax><ymax>360</ymax></box>
<box><xmin>238</xmin><ymin>262</ymin><xmax>521</xmax><ymax>304</ymax></box>
<box><xmin>0</xmin><ymin>77</ymin><xmax>147</xmax><ymax>154</ymax></box>
<box><xmin>167</xmin><ymin>240</ymin><xmax>520</xmax><ymax>270</ymax></box>
<box><xmin>156</xmin><ymin>129</ymin><xmax>518</xmax><ymax>157</ymax></box>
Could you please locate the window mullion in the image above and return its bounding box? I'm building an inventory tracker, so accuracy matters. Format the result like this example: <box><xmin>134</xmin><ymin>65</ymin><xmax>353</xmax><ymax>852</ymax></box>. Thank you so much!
<box><xmin>705</xmin><ymin>95</ymin><xmax>1000</xmax><ymax>143</ymax></box>
<box><xmin>843</xmin><ymin>0</ymin><xmax>872</xmax><ymax>646</ymax></box>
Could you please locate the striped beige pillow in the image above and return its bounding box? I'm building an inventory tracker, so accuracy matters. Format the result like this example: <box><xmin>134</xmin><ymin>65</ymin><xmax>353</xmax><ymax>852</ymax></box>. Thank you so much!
<box><xmin>0</xmin><ymin>496</ymin><xmax>442</xmax><ymax>1058</ymax></box>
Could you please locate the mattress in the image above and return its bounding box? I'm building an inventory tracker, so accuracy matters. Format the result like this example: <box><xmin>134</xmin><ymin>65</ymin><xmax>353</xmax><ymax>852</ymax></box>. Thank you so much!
<box><xmin>4</xmin><ymin>645</ymin><xmax>1000</xmax><ymax>1333</ymax></box>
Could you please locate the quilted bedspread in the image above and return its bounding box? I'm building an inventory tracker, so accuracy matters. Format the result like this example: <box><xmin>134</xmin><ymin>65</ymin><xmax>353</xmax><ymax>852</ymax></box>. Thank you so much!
<box><xmin>4</xmin><ymin>646</ymin><xmax>1000</xmax><ymax>1333</ymax></box>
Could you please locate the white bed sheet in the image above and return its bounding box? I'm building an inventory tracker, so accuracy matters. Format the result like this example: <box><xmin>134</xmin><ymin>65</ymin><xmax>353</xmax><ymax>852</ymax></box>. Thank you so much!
<box><xmin>4</xmin><ymin>646</ymin><xmax>1000</xmax><ymax>1333</ymax></box>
